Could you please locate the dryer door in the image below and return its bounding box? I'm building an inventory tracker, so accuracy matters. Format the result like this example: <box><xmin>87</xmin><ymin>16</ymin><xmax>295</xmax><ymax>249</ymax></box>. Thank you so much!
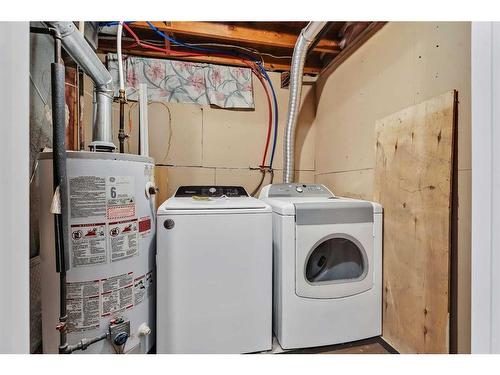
<box><xmin>295</xmin><ymin>202</ymin><xmax>374</xmax><ymax>299</ymax></box>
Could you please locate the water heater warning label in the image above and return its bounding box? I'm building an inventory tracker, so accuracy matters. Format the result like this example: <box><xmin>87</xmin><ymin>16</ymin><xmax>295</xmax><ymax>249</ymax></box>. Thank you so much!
<box><xmin>66</xmin><ymin>280</ymin><xmax>100</xmax><ymax>332</ymax></box>
<box><xmin>69</xmin><ymin>175</ymin><xmax>136</xmax><ymax>221</ymax></box>
<box><xmin>68</xmin><ymin>175</ymin><xmax>141</xmax><ymax>266</ymax></box>
<box><xmin>133</xmin><ymin>271</ymin><xmax>153</xmax><ymax>306</ymax></box>
<box><xmin>101</xmin><ymin>273</ymin><xmax>134</xmax><ymax>317</ymax></box>
<box><xmin>69</xmin><ymin>176</ymin><xmax>106</xmax><ymax>220</ymax></box>
<box><xmin>108</xmin><ymin>219</ymin><xmax>138</xmax><ymax>262</ymax></box>
<box><xmin>70</xmin><ymin>223</ymin><xmax>107</xmax><ymax>267</ymax></box>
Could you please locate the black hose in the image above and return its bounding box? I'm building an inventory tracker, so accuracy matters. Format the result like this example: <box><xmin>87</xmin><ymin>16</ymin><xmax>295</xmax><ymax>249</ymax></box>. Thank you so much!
<box><xmin>50</xmin><ymin>30</ymin><xmax>70</xmax><ymax>354</ymax></box>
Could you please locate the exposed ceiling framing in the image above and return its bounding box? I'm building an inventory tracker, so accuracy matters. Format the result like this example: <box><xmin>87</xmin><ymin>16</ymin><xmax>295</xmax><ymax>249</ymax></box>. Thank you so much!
<box><xmin>97</xmin><ymin>21</ymin><xmax>386</xmax><ymax>76</ymax></box>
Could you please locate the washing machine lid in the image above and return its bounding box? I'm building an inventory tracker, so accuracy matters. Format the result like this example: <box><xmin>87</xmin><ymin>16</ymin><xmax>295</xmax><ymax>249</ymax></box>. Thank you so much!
<box><xmin>158</xmin><ymin>186</ymin><xmax>271</xmax><ymax>215</ymax></box>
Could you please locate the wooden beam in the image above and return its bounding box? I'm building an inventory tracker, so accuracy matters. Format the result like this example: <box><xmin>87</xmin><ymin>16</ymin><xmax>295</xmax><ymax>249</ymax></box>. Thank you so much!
<box><xmin>97</xmin><ymin>42</ymin><xmax>322</xmax><ymax>74</ymax></box>
<box><xmin>131</xmin><ymin>21</ymin><xmax>340</xmax><ymax>54</ymax></box>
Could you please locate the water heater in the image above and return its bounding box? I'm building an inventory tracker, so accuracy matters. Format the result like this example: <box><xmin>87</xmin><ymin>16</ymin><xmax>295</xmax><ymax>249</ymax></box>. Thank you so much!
<box><xmin>38</xmin><ymin>151</ymin><xmax>156</xmax><ymax>354</ymax></box>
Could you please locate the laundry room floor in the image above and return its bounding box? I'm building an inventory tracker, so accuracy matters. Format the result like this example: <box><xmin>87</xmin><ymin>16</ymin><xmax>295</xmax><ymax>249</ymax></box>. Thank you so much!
<box><xmin>268</xmin><ymin>337</ymin><xmax>396</xmax><ymax>354</ymax></box>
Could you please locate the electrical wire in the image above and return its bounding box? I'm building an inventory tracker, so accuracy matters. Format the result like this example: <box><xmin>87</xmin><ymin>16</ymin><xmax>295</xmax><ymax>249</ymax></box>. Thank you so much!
<box><xmin>30</xmin><ymin>73</ymin><xmax>48</xmax><ymax>105</ymax></box>
<box><xmin>126</xmin><ymin>100</ymin><xmax>173</xmax><ymax>161</ymax></box>
<box><xmin>249</xmin><ymin>62</ymin><xmax>273</xmax><ymax>168</ymax></box>
<box><xmin>118</xmin><ymin>22</ymin><xmax>279</xmax><ymax>173</ymax></box>
<box><xmin>64</xmin><ymin>81</ymin><xmax>93</xmax><ymax>98</ymax></box>
<box><xmin>143</xmin><ymin>21</ymin><xmax>279</xmax><ymax>168</ymax></box>
<box><xmin>123</xmin><ymin>22</ymin><xmax>276</xmax><ymax>168</ymax></box>
<box><xmin>100</xmin><ymin>35</ymin><xmax>293</xmax><ymax>61</ymax></box>
<box><xmin>123</xmin><ymin>23</ymin><xmax>205</xmax><ymax>58</ymax></box>
<box><xmin>250</xmin><ymin>169</ymin><xmax>266</xmax><ymax>197</ymax></box>
<box><xmin>258</xmin><ymin>67</ymin><xmax>279</xmax><ymax>168</ymax></box>
<box><xmin>121</xmin><ymin>23</ymin><xmax>278</xmax><ymax>165</ymax></box>
<box><xmin>149</xmin><ymin>101</ymin><xmax>173</xmax><ymax>161</ymax></box>
<box><xmin>29</xmin><ymin>160</ymin><xmax>39</xmax><ymax>185</ymax></box>
<box><xmin>127</xmin><ymin>101</ymin><xmax>137</xmax><ymax>153</ymax></box>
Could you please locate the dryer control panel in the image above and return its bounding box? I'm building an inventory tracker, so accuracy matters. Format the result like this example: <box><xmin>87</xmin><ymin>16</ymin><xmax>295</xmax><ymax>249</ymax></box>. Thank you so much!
<box><xmin>267</xmin><ymin>184</ymin><xmax>334</xmax><ymax>198</ymax></box>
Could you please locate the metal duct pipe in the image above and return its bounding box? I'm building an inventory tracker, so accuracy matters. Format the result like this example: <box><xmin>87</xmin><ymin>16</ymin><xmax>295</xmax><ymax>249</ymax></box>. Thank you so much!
<box><xmin>47</xmin><ymin>21</ymin><xmax>116</xmax><ymax>151</ymax></box>
<box><xmin>282</xmin><ymin>21</ymin><xmax>327</xmax><ymax>183</ymax></box>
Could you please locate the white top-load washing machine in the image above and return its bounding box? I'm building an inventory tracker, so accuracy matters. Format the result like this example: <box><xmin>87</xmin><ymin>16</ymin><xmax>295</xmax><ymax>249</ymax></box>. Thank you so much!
<box><xmin>157</xmin><ymin>186</ymin><xmax>272</xmax><ymax>353</ymax></box>
<box><xmin>259</xmin><ymin>183</ymin><xmax>382</xmax><ymax>350</ymax></box>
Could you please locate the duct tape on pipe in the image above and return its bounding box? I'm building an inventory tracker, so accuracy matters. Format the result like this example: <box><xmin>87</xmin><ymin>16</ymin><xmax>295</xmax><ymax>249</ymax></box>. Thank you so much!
<box><xmin>50</xmin><ymin>186</ymin><xmax>61</xmax><ymax>214</ymax></box>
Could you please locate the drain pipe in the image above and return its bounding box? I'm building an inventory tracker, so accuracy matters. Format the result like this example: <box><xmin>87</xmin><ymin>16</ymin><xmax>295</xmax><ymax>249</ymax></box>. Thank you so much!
<box><xmin>117</xmin><ymin>21</ymin><xmax>127</xmax><ymax>153</ymax></box>
<box><xmin>282</xmin><ymin>22</ymin><xmax>327</xmax><ymax>183</ymax></box>
<box><xmin>47</xmin><ymin>22</ymin><xmax>116</xmax><ymax>151</ymax></box>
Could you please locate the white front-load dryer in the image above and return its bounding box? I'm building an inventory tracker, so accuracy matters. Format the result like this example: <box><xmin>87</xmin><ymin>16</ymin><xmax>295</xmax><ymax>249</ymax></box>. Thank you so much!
<box><xmin>157</xmin><ymin>186</ymin><xmax>272</xmax><ymax>353</ymax></box>
<box><xmin>259</xmin><ymin>183</ymin><xmax>382</xmax><ymax>350</ymax></box>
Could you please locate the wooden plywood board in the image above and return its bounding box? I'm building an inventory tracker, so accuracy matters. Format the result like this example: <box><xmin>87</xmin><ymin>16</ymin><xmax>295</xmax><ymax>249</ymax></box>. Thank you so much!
<box><xmin>373</xmin><ymin>90</ymin><xmax>457</xmax><ymax>353</ymax></box>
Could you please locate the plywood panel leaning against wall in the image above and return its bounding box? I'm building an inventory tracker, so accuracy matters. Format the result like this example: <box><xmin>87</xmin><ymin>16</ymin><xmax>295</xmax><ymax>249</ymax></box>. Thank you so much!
<box><xmin>374</xmin><ymin>90</ymin><xmax>457</xmax><ymax>353</ymax></box>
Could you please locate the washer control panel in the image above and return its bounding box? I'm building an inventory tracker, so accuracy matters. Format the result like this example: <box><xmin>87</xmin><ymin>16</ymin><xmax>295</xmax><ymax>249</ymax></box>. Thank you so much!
<box><xmin>175</xmin><ymin>186</ymin><xmax>248</xmax><ymax>197</ymax></box>
<box><xmin>267</xmin><ymin>184</ymin><xmax>334</xmax><ymax>198</ymax></box>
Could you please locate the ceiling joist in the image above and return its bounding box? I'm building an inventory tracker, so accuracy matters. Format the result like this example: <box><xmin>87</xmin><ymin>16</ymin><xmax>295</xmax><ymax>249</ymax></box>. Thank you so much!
<box><xmin>98</xmin><ymin>22</ymin><xmax>385</xmax><ymax>76</ymax></box>
<box><xmin>98</xmin><ymin>40</ymin><xmax>322</xmax><ymax>74</ymax></box>
<box><xmin>131</xmin><ymin>21</ymin><xmax>341</xmax><ymax>54</ymax></box>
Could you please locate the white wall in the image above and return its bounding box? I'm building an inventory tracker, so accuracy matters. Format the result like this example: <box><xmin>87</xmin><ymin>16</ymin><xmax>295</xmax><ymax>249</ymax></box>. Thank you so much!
<box><xmin>471</xmin><ymin>22</ymin><xmax>500</xmax><ymax>354</ymax></box>
<box><xmin>0</xmin><ymin>22</ymin><xmax>30</xmax><ymax>354</ymax></box>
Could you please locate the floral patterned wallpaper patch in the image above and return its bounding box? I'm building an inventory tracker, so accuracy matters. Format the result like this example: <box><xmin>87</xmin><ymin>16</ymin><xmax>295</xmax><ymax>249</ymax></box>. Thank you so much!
<box><xmin>107</xmin><ymin>53</ymin><xmax>255</xmax><ymax>109</ymax></box>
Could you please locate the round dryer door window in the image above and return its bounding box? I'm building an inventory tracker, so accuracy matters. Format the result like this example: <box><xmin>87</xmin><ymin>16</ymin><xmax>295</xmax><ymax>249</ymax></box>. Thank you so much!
<box><xmin>305</xmin><ymin>237</ymin><xmax>367</xmax><ymax>283</ymax></box>
<box><xmin>295</xmin><ymin>226</ymin><xmax>375</xmax><ymax>299</ymax></box>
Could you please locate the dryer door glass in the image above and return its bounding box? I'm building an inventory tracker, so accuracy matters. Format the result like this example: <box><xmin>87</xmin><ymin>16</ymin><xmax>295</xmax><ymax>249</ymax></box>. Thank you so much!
<box><xmin>305</xmin><ymin>237</ymin><xmax>367</xmax><ymax>283</ymax></box>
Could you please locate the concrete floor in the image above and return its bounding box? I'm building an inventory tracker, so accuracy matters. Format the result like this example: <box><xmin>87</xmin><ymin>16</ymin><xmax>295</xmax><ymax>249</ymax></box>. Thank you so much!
<box><xmin>273</xmin><ymin>337</ymin><xmax>397</xmax><ymax>354</ymax></box>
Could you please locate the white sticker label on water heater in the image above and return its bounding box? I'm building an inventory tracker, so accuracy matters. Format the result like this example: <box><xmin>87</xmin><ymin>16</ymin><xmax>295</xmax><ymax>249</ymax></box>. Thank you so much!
<box><xmin>133</xmin><ymin>275</ymin><xmax>147</xmax><ymax>306</ymax></box>
<box><xmin>69</xmin><ymin>176</ymin><xmax>107</xmax><ymax>220</ymax></box>
<box><xmin>66</xmin><ymin>280</ymin><xmax>100</xmax><ymax>332</ymax></box>
<box><xmin>106</xmin><ymin>176</ymin><xmax>135</xmax><ymax>219</ymax></box>
<box><xmin>101</xmin><ymin>272</ymin><xmax>134</xmax><ymax>317</ymax></box>
<box><xmin>133</xmin><ymin>270</ymin><xmax>153</xmax><ymax>306</ymax></box>
<box><xmin>108</xmin><ymin>219</ymin><xmax>139</xmax><ymax>262</ymax></box>
<box><xmin>70</xmin><ymin>223</ymin><xmax>107</xmax><ymax>267</ymax></box>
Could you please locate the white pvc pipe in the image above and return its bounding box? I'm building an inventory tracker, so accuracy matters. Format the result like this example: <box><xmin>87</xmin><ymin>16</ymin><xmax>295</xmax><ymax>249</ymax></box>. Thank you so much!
<box><xmin>117</xmin><ymin>21</ymin><xmax>125</xmax><ymax>93</ymax></box>
<box><xmin>139</xmin><ymin>83</ymin><xmax>149</xmax><ymax>157</ymax></box>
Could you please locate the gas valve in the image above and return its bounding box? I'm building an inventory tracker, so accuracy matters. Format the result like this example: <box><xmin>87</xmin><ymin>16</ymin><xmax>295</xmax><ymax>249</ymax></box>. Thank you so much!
<box><xmin>109</xmin><ymin>318</ymin><xmax>130</xmax><ymax>354</ymax></box>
